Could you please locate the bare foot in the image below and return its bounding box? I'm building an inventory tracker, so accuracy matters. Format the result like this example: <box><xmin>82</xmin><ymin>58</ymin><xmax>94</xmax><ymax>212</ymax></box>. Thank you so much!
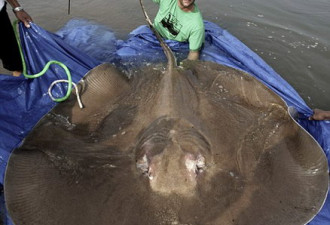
<box><xmin>12</xmin><ymin>71</ymin><xmax>22</xmax><ymax>77</ymax></box>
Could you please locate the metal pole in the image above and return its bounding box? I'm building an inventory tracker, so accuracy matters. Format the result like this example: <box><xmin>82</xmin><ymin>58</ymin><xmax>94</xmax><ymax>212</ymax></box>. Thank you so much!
<box><xmin>68</xmin><ymin>0</ymin><xmax>71</xmax><ymax>15</ymax></box>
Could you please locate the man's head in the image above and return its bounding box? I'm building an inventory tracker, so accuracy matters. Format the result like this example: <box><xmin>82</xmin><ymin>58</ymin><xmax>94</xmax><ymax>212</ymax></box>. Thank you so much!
<box><xmin>178</xmin><ymin>0</ymin><xmax>195</xmax><ymax>11</ymax></box>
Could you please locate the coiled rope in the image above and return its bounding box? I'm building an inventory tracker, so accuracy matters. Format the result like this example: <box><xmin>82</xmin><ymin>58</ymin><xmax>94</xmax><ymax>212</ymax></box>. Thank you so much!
<box><xmin>13</xmin><ymin>20</ymin><xmax>83</xmax><ymax>108</ymax></box>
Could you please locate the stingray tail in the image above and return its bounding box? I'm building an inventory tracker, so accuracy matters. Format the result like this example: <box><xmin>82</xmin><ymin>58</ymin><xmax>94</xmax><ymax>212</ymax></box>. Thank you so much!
<box><xmin>139</xmin><ymin>0</ymin><xmax>177</xmax><ymax>70</ymax></box>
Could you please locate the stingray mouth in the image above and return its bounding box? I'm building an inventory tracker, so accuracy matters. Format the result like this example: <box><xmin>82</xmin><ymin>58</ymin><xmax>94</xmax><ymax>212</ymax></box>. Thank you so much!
<box><xmin>135</xmin><ymin>117</ymin><xmax>211</xmax><ymax>195</ymax></box>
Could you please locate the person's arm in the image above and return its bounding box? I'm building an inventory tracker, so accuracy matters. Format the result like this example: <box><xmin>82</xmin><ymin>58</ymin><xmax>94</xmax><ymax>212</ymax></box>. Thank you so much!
<box><xmin>6</xmin><ymin>0</ymin><xmax>32</xmax><ymax>28</ymax></box>
<box><xmin>309</xmin><ymin>109</ymin><xmax>330</xmax><ymax>120</ymax></box>
<box><xmin>187</xmin><ymin>50</ymin><xmax>200</xmax><ymax>60</ymax></box>
<box><xmin>187</xmin><ymin>26</ymin><xmax>204</xmax><ymax>60</ymax></box>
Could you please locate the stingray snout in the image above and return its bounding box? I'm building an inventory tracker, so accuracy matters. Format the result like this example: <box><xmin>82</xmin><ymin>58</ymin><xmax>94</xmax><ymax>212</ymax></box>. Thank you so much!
<box><xmin>136</xmin><ymin>143</ymin><xmax>207</xmax><ymax>196</ymax></box>
<box><xmin>136</xmin><ymin>152</ymin><xmax>206</xmax><ymax>179</ymax></box>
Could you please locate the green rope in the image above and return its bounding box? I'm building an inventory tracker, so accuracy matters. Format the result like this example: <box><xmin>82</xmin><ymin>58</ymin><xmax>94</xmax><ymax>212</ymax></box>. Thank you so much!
<box><xmin>13</xmin><ymin>20</ymin><xmax>73</xmax><ymax>102</ymax></box>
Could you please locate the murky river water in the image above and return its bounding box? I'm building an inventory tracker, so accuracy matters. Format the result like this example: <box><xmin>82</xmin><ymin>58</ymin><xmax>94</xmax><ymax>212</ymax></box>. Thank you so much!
<box><xmin>5</xmin><ymin>0</ymin><xmax>330</xmax><ymax>109</ymax></box>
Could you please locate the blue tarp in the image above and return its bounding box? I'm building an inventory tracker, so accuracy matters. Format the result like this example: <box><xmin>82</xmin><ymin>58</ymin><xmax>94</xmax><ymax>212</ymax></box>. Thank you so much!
<box><xmin>0</xmin><ymin>22</ymin><xmax>100</xmax><ymax>224</ymax></box>
<box><xmin>0</xmin><ymin>19</ymin><xmax>329</xmax><ymax>225</ymax></box>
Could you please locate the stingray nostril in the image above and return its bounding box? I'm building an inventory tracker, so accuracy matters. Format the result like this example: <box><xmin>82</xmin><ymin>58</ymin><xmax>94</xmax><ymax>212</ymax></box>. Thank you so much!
<box><xmin>196</xmin><ymin>155</ymin><xmax>206</xmax><ymax>173</ymax></box>
<box><xmin>136</xmin><ymin>154</ymin><xmax>149</xmax><ymax>175</ymax></box>
<box><xmin>196</xmin><ymin>154</ymin><xmax>205</xmax><ymax>162</ymax></box>
<box><xmin>136</xmin><ymin>154</ymin><xmax>156</xmax><ymax>180</ymax></box>
<box><xmin>185</xmin><ymin>154</ymin><xmax>206</xmax><ymax>175</ymax></box>
<box><xmin>148</xmin><ymin>168</ymin><xmax>154</xmax><ymax>180</ymax></box>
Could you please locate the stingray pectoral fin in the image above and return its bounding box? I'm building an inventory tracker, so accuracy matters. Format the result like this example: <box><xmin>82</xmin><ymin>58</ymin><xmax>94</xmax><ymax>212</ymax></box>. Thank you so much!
<box><xmin>54</xmin><ymin>63</ymin><xmax>131</xmax><ymax>127</ymax></box>
<box><xmin>4</xmin><ymin>147</ymin><xmax>139</xmax><ymax>225</ymax></box>
<box><xmin>80</xmin><ymin>63</ymin><xmax>130</xmax><ymax>103</ymax></box>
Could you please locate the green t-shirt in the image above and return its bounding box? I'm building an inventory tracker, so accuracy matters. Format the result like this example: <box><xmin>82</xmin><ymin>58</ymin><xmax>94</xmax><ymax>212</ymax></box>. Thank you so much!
<box><xmin>152</xmin><ymin>0</ymin><xmax>205</xmax><ymax>51</ymax></box>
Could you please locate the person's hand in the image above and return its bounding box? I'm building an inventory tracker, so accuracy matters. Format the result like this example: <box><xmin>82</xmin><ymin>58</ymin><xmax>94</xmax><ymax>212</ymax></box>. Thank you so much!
<box><xmin>309</xmin><ymin>109</ymin><xmax>330</xmax><ymax>121</ymax></box>
<box><xmin>187</xmin><ymin>50</ymin><xmax>199</xmax><ymax>60</ymax></box>
<box><xmin>14</xmin><ymin>10</ymin><xmax>33</xmax><ymax>28</ymax></box>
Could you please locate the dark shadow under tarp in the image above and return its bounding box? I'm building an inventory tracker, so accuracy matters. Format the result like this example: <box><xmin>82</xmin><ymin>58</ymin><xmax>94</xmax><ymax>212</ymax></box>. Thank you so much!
<box><xmin>0</xmin><ymin>19</ymin><xmax>329</xmax><ymax>225</ymax></box>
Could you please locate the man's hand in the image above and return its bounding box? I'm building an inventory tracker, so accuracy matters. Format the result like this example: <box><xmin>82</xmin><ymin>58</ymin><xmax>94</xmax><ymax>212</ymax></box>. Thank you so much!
<box><xmin>187</xmin><ymin>50</ymin><xmax>199</xmax><ymax>60</ymax></box>
<box><xmin>7</xmin><ymin>0</ymin><xmax>33</xmax><ymax>28</ymax></box>
<box><xmin>309</xmin><ymin>109</ymin><xmax>330</xmax><ymax>120</ymax></box>
<box><xmin>14</xmin><ymin>10</ymin><xmax>32</xmax><ymax>28</ymax></box>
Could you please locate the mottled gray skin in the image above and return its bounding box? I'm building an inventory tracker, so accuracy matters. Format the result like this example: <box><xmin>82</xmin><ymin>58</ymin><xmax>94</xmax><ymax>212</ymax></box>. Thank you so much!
<box><xmin>4</xmin><ymin>1</ymin><xmax>329</xmax><ymax>224</ymax></box>
<box><xmin>4</xmin><ymin>59</ymin><xmax>328</xmax><ymax>225</ymax></box>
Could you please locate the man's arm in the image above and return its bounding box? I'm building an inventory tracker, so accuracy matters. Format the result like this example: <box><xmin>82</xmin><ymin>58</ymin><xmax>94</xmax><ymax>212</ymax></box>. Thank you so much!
<box><xmin>6</xmin><ymin>0</ymin><xmax>32</xmax><ymax>27</ymax></box>
<box><xmin>187</xmin><ymin>50</ymin><xmax>200</xmax><ymax>60</ymax></box>
<box><xmin>188</xmin><ymin>26</ymin><xmax>204</xmax><ymax>60</ymax></box>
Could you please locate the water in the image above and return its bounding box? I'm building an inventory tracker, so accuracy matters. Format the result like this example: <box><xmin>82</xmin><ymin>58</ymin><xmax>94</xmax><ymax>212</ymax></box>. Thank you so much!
<box><xmin>6</xmin><ymin>0</ymin><xmax>330</xmax><ymax>109</ymax></box>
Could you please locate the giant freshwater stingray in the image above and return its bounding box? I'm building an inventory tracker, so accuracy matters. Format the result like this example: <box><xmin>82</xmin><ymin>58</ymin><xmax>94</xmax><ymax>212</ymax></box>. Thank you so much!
<box><xmin>4</xmin><ymin>1</ymin><xmax>329</xmax><ymax>225</ymax></box>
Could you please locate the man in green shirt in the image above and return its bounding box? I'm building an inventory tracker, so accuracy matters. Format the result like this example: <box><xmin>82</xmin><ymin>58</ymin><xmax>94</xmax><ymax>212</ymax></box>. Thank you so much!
<box><xmin>152</xmin><ymin>0</ymin><xmax>204</xmax><ymax>60</ymax></box>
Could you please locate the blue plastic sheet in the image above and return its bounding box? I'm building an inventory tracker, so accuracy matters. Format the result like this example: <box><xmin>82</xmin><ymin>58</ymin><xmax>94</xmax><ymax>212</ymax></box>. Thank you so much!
<box><xmin>0</xmin><ymin>19</ymin><xmax>329</xmax><ymax>225</ymax></box>
<box><xmin>0</xmin><ymin>22</ymin><xmax>100</xmax><ymax>183</ymax></box>
<box><xmin>0</xmin><ymin>22</ymin><xmax>100</xmax><ymax>225</ymax></box>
